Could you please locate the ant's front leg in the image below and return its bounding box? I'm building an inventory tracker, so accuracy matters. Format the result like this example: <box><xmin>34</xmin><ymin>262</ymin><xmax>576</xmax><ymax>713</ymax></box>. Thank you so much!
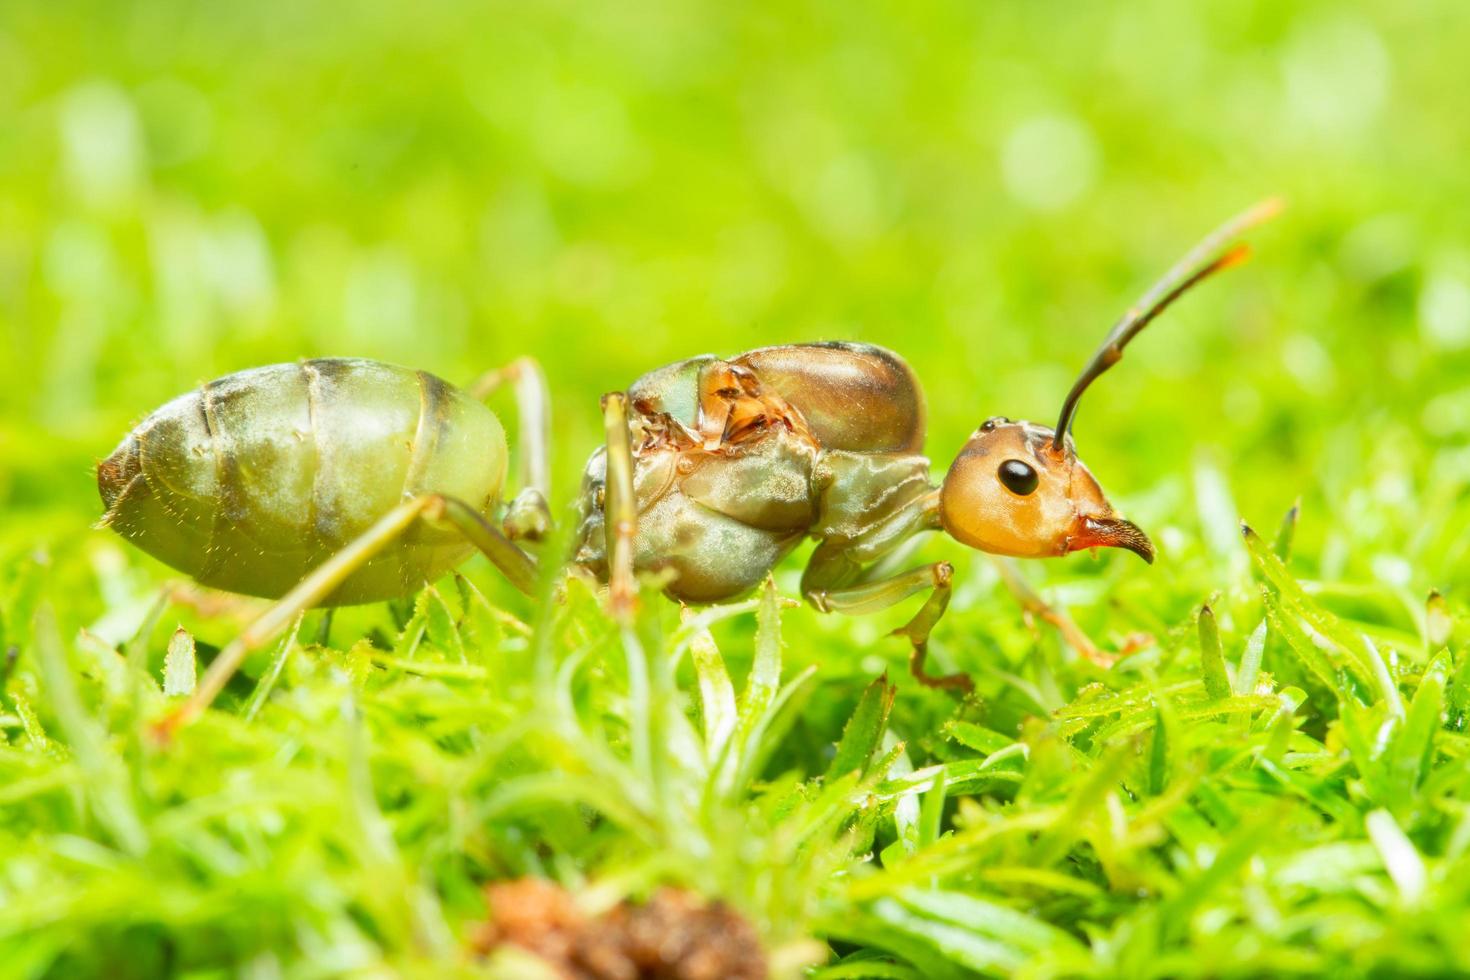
<box><xmin>804</xmin><ymin>548</ymin><xmax>968</xmax><ymax>692</ymax></box>
<box><xmin>987</xmin><ymin>556</ymin><xmax>1110</xmax><ymax>667</ymax></box>
<box><xmin>801</xmin><ymin>473</ymin><xmax>973</xmax><ymax>692</ymax></box>
<box><xmin>466</xmin><ymin>357</ymin><xmax>553</xmax><ymax>541</ymax></box>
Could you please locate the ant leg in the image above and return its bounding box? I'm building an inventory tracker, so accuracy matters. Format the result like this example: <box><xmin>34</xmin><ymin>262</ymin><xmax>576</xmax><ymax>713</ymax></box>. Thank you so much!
<box><xmin>600</xmin><ymin>392</ymin><xmax>639</xmax><ymax>623</ymax></box>
<box><xmin>987</xmin><ymin>556</ymin><xmax>1112</xmax><ymax>667</ymax></box>
<box><xmin>805</xmin><ymin>551</ymin><xmax>970</xmax><ymax>692</ymax></box>
<box><xmin>155</xmin><ymin>494</ymin><xmax>537</xmax><ymax>739</ymax></box>
<box><xmin>156</xmin><ymin>497</ymin><xmax>434</xmax><ymax>738</ymax></box>
<box><xmin>422</xmin><ymin>496</ymin><xmax>539</xmax><ymax>595</ymax></box>
<box><xmin>466</xmin><ymin>357</ymin><xmax>552</xmax><ymax>540</ymax></box>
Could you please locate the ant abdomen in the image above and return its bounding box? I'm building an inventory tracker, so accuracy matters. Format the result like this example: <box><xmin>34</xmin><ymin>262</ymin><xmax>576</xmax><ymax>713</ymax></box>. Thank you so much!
<box><xmin>98</xmin><ymin>358</ymin><xmax>508</xmax><ymax>604</ymax></box>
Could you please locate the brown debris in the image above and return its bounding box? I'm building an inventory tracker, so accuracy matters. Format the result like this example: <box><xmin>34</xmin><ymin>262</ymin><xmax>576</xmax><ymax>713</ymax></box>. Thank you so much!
<box><xmin>471</xmin><ymin>879</ymin><xmax>767</xmax><ymax>980</ymax></box>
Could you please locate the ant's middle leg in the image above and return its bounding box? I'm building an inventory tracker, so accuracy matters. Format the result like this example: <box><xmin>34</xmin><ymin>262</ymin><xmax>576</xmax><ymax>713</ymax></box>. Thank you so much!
<box><xmin>466</xmin><ymin>357</ymin><xmax>552</xmax><ymax>540</ymax></box>
<box><xmin>155</xmin><ymin>493</ymin><xmax>537</xmax><ymax>738</ymax></box>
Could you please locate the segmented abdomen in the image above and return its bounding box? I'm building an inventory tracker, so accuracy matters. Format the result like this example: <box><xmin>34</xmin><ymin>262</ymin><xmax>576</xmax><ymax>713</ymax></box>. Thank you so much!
<box><xmin>98</xmin><ymin>359</ymin><xmax>506</xmax><ymax>604</ymax></box>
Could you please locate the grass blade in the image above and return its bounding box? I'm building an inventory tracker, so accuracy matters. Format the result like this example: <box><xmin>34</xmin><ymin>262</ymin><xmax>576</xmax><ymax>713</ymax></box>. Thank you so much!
<box><xmin>1365</xmin><ymin>808</ymin><xmax>1427</xmax><ymax>905</ymax></box>
<box><xmin>242</xmin><ymin>614</ymin><xmax>303</xmax><ymax>722</ymax></box>
<box><xmin>897</xmin><ymin>888</ymin><xmax>1086</xmax><ymax>955</ymax></box>
<box><xmin>1148</xmin><ymin>704</ymin><xmax>1169</xmax><ymax>795</ymax></box>
<box><xmin>1387</xmin><ymin>651</ymin><xmax>1448</xmax><ymax>804</ymax></box>
<box><xmin>1199</xmin><ymin>605</ymin><xmax>1231</xmax><ymax>701</ymax></box>
<box><xmin>828</xmin><ymin>673</ymin><xmax>896</xmax><ymax>779</ymax></box>
<box><xmin>690</xmin><ymin>627</ymin><xmax>737</xmax><ymax>761</ymax></box>
<box><xmin>1261</xmin><ymin>587</ymin><xmax>1353</xmax><ymax>698</ymax></box>
<box><xmin>1426</xmin><ymin>590</ymin><xmax>1451</xmax><ymax>651</ymax></box>
<box><xmin>1273</xmin><ymin>499</ymin><xmax>1300</xmax><ymax>561</ymax></box>
<box><xmin>162</xmin><ymin>627</ymin><xmax>196</xmax><ymax>697</ymax></box>
<box><xmin>1235</xmin><ymin>619</ymin><xmax>1268</xmax><ymax>696</ymax></box>
<box><xmin>868</xmin><ymin>897</ymin><xmax>1022</xmax><ymax>973</ymax></box>
<box><xmin>741</xmin><ymin>577</ymin><xmax>782</xmax><ymax>724</ymax></box>
<box><xmin>32</xmin><ymin>604</ymin><xmax>147</xmax><ymax>856</ymax></box>
<box><xmin>1244</xmin><ymin>524</ymin><xmax>1380</xmax><ymax>693</ymax></box>
<box><xmin>1361</xmin><ymin>634</ymin><xmax>1405</xmax><ymax>721</ymax></box>
<box><xmin>942</xmin><ymin>721</ymin><xmax>1016</xmax><ymax>755</ymax></box>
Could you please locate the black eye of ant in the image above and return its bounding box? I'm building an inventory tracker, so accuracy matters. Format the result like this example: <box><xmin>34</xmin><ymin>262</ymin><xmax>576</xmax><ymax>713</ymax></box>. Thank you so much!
<box><xmin>997</xmin><ymin>459</ymin><xmax>1039</xmax><ymax>496</ymax></box>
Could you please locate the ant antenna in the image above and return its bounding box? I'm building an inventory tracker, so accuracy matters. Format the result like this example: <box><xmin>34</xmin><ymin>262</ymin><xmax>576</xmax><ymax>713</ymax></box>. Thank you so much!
<box><xmin>1051</xmin><ymin>197</ymin><xmax>1283</xmax><ymax>451</ymax></box>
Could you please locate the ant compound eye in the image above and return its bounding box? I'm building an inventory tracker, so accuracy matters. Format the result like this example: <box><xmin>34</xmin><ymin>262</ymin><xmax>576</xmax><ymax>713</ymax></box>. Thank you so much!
<box><xmin>997</xmin><ymin>459</ymin><xmax>1039</xmax><ymax>496</ymax></box>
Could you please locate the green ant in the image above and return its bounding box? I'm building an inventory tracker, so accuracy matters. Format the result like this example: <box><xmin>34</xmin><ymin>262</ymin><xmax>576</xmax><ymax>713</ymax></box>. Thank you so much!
<box><xmin>98</xmin><ymin>200</ymin><xmax>1279</xmax><ymax>734</ymax></box>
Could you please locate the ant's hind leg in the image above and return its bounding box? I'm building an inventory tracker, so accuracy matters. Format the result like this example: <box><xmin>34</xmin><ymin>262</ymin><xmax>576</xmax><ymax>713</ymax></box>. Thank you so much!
<box><xmin>467</xmin><ymin>358</ymin><xmax>552</xmax><ymax>540</ymax></box>
<box><xmin>804</xmin><ymin>550</ymin><xmax>970</xmax><ymax>693</ymax></box>
<box><xmin>600</xmin><ymin>392</ymin><xmax>639</xmax><ymax>623</ymax></box>
<box><xmin>155</xmin><ymin>494</ymin><xmax>538</xmax><ymax>740</ymax></box>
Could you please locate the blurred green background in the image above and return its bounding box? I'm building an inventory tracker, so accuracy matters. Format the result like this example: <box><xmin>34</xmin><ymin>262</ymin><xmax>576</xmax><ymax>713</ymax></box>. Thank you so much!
<box><xmin>3</xmin><ymin>0</ymin><xmax>1469</xmax><ymax>607</ymax></box>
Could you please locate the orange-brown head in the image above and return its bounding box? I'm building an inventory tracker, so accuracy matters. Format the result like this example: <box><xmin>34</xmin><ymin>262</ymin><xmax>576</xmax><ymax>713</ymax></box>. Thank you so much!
<box><xmin>938</xmin><ymin>417</ymin><xmax>1153</xmax><ymax>562</ymax></box>
<box><xmin>938</xmin><ymin>198</ymin><xmax>1281</xmax><ymax>566</ymax></box>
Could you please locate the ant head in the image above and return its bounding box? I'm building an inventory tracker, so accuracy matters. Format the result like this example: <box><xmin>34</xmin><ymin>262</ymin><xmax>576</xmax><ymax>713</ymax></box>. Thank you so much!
<box><xmin>938</xmin><ymin>417</ymin><xmax>1153</xmax><ymax>562</ymax></box>
<box><xmin>939</xmin><ymin>198</ymin><xmax>1282</xmax><ymax>566</ymax></box>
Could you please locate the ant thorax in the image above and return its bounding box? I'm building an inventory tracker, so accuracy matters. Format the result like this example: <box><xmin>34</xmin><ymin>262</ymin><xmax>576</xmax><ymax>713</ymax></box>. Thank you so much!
<box><xmin>573</xmin><ymin>360</ymin><xmax>829</xmax><ymax>603</ymax></box>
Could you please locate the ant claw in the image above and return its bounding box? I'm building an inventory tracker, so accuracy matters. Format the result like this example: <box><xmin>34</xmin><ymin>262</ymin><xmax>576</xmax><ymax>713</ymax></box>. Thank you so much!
<box><xmin>904</xmin><ymin>638</ymin><xmax>974</xmax><ymax>695</ymax></box>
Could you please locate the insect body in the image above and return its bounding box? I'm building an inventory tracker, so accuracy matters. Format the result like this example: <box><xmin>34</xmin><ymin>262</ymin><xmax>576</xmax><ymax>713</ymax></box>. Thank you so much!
<box><xmin>101</xmin><ymin>201</ymin><xmax>1278</xmax><ymax>732</ymax></box>
<box><xmin>571</xmin><ymin>341</ymin><xmax>1153</xmax><ymax>688</ymax></box>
